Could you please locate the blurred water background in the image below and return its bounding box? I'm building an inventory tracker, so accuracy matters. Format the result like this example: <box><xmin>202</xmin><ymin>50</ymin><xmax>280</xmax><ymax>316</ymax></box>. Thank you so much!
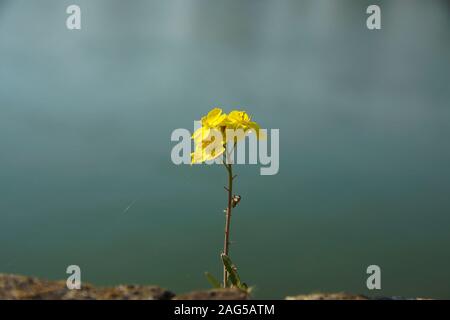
<box><xmin>1</xmin><ymin>0</ymin><xmax>449</xmax><ymax>298</ymax></box>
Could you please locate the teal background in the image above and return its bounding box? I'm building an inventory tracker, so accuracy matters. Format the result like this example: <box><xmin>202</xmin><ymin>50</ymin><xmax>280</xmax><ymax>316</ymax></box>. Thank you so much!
<box><xmin>1</xmin><ymin>0</ymin><xmax>449</xmax><ymax>298</ymax></box>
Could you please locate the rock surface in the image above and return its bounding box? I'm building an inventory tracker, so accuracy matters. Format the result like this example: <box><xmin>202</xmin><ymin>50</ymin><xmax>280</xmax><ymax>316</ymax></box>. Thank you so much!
<box><xmin>175</xmin><ymin>288</ymin><xmax>249</xmax><ymax>300</ymax></box>
<box><xmin>286</xmin><ymin>292</ymin><xmax>369</xmax><ymax>300</ymax></box>
<box><xmin>0</xmin><ymin>273</ymin><xmax>428</xmax><ymax>300</ymax></box>
<box><xmin>0</xmin><ymin>274</ymin><xmax>174</xmax><ymax>300</ymax></box>
<box><xmin>286</xmin><ymin>292</ymin><xmax>429</xmax><ymax>300</ymax></box>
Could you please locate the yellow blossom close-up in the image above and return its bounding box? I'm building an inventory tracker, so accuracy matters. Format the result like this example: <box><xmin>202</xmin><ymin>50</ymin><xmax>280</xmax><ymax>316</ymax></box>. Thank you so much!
<box><xmin>191</xmin><ymin>108</ymin><xmax>262</xmax><ymax>164</ymax></box>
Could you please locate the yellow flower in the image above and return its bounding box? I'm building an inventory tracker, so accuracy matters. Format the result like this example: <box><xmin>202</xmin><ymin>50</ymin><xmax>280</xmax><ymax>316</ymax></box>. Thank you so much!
<box><xmin>191</xmin><ymin>127</ymin><xmax>225</xmax><ymax>164</ymax></box>
<box><xmin>191</xmin><ymin>142</ymin><xmax>225</xmax><ymax>164</ymax></box>
<box><xmin>192</xmin><ymin>108</ymin><xmax>227</xmax><ymax>144</ymax></box>
<box><xmin>191</xmin><ymin>108</ymin><xmax>262</xmax><ymax>164</ymax></box>
<box><xmin>226</xmin><ymin>110</ymin><xmax>262</xmax><ymax>139</ymax></box>
<box><xmin>202</xmin><ymin>108</ymin><xmax>228</xmax><ymax>128</ymax></box>
<box><xmin>191</xmin><ymin>108</ymin><xmax>228</xmax><ymax>164</ymax></box>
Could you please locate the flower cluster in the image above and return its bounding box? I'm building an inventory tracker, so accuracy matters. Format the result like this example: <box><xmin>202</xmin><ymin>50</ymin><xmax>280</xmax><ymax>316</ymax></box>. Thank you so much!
<box><xmin>191</xmin><ymin>108</ymin><xmax>261</xmax><ymax>164</ymax></box>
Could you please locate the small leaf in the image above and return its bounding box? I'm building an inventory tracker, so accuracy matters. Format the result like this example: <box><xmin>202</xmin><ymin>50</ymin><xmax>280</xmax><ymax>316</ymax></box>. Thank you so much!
<box><xmin>240</xmin><ymin>282</ymin><xmax>249</xmax><ymax>290</ymax></box>
<box><xmin>205</xmin><ymin>272</ymin><xmax>221</xmax><ymax>289</ymax></box>
<box><xmin>221</xmin><ymin>254</ymin><xmax>241</xmax><ymax>287</ymax></box>
<box><xmin>243</xmin><ymin>285</ymin><xmax>254</xmax><ymax>295</ymax></box>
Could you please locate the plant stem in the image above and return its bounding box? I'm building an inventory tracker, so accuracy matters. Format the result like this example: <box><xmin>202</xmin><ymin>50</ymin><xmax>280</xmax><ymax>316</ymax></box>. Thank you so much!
<box><xmin>223</xmin><ymin>162</ymin><xmax>233</xmax><ymax>287</ymax></box>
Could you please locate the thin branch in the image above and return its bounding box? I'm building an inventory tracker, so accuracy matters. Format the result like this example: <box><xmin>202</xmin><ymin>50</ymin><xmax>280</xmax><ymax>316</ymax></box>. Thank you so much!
<box><xmin>222</xmin><ymin>147</ymin><xmax>233</xmax><ymax>288</ymax></box>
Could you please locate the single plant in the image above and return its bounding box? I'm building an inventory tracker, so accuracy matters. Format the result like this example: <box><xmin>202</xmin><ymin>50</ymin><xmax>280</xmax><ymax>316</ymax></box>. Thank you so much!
<box><xmin>191</xmin><ymin>108</ymin><xmax>261</xmax><ymax>290</ymax></box>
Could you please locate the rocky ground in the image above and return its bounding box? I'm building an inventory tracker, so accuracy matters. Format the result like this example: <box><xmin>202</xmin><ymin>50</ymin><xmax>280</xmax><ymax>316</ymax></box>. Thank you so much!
<box><xmin>0</xmin><ymin>273</ymin><xmax>426</xmax><ymax>300</ymax></box>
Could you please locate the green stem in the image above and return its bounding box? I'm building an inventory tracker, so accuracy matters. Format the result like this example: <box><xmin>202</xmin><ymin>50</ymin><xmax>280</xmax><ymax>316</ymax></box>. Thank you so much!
<box><xmin>223</xmin><ymin>144</ymin><xmax>233</xmax><ymax>288</ymax></box>
<box><xmin>223</xmin><ymin>162</ymin><xmax>233</xmax><ymax>287</ymax></box>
